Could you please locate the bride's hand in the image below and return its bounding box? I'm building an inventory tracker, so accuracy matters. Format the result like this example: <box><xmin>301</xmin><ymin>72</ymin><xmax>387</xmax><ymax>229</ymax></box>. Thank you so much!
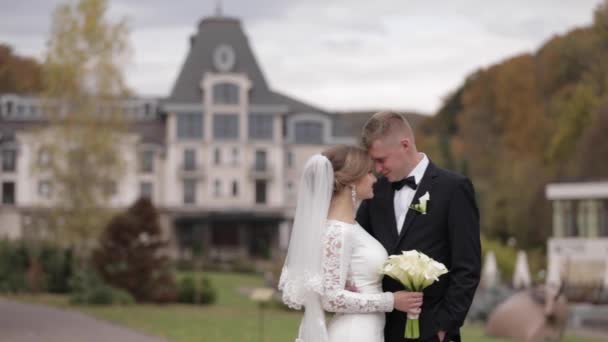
<box><xmin>406</xmin><ymin>307</ymin><xmax>422</xmax><ymax>317</ymax></box>
<box><xmin>393</xmin><ymin>291</ymin><xmax>423</xmax><ymax>312</ymax></box>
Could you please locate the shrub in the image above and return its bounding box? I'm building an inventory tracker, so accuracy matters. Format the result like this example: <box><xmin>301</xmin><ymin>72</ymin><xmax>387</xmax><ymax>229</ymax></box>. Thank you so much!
<box><xmin>39</xmin><ymin>245</ymin><xmax>73</xmax><ymax>293</ymax></box>
<box><xmin>25</xmin><ymin>257</ymin><xmax>46</xmax><ymax>293</ymax></box>
<box><xmin>70</xmin><ymin>266</ymin><xmax>134</xmax><ymax>305</ymax></box>
<box><xmin>177</xmin><ymin>275</ymin><xmax>197</xmax><ymax>303</ymax></box>
<box><xmin>199</xmin><ymin>276</ymin><xmax>217</xmax><ymax>304</ymax></box>
<box><xmin>177</xmin><ymin>274</ymin><xmax>216</xmax><ymax>305</ymax></box>
<box><xmin>0</xmin><ymin>240</ymin><xmax>74</xmax><ymax>294</ymax></box>
<box><xmin>206</xmin><ymin>258</ymin><xmax>258</xmax><ymax>273</ymax></box>
<box><xmin>93</xmin><ymin>197</ymin><xmax>177</xmax><ymax>303</ymax></box>
<box><xmin>0</xmin><ymin>240</ymin><xmax>29</xmax><ymax>293</ymax></box>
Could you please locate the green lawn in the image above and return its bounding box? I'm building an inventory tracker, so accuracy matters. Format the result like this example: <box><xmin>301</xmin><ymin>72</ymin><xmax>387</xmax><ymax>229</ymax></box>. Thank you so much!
<box><xmin>3</xmin><ymin>272</ymin><xmax>603</xmax><ymax>342</ymax></box>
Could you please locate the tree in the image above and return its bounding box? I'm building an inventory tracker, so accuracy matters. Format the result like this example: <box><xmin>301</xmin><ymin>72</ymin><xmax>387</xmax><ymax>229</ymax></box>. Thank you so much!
<box><xmin>93</xmin><ymin>198</ymin><xmax>177</xmax><ymax>303</ymax></box>
<box><xmin>419</xmin><ymin>2</ymin><xmax>608</xmax><ymax>249</ymax></box>
<box><xmin>0</xmin><ymin>44</ymin><xmax>44</xmax><ymax>94</ymax></box>
<box><xmin>573</xmin><ymin>105</ymin><xmax>608</xmax><ymax>178</ymax></box>
<box><xmin>34</xmin><ymin>0</ymin><xmax>131</xmax><ymax>255</ymax></box>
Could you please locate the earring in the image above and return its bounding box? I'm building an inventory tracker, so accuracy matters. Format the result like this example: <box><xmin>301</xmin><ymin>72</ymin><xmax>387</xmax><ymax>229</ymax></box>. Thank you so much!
<box><xmin>350</xmin><ymin>184</ymin><xmax>357</xmax><ymax>206</ymax></box>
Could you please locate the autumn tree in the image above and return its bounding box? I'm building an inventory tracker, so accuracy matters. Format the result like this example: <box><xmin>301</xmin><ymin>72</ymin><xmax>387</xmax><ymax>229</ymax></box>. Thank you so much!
<box><xmin>0</xmin><ymin>44</ymin><xmax>44</xmax><ymax>94</ymax></box>
<box><xmin>416</xmin><ymin>0</ymin><xmax>608</xmax><ymax>251</ymax></box>
<box><xmin>34</xmin><ymin>0</ymin><xmax>131</xmax><ymax>255</ymax></box>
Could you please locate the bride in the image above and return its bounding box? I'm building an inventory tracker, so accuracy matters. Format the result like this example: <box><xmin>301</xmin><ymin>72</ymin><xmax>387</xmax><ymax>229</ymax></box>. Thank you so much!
<box><xmin>279</xmin><ymin>145</ymin><xmax>422</xmax><ymax>342</ymax></box>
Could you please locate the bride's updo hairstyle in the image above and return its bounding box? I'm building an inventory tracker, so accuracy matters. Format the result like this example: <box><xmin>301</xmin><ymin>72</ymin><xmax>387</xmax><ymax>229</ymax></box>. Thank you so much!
<box><xmin>322</xmin><ymin>145</ymin><xmax>373</xmax><ymax>194</ymax></box>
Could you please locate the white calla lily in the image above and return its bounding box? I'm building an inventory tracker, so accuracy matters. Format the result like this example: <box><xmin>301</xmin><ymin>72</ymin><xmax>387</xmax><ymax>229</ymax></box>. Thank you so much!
<box><xmin>382</xmin><ymin>249</ymin><xmax>448</xmax><ymax>339</ymax></box>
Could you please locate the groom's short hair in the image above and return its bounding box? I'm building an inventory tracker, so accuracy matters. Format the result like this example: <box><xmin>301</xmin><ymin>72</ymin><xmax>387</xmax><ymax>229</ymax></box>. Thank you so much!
<box><xmin>361</xmin><ymin>111</ymin><xmax>414</xmax><ymax>149</ymax></box>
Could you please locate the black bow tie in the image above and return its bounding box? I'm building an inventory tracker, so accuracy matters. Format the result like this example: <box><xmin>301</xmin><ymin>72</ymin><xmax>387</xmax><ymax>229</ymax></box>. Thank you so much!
<box><xmin>391</xmin><ymin>176</ymin><xmax>417</xmax><ymax>191</ymax></box>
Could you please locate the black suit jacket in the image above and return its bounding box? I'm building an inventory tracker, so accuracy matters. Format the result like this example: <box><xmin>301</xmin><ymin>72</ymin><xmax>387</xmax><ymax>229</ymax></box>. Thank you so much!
<box><xmin>356</xmin><ymin>162</ymin><xmax>481</xmax><ymax>342</ymax></box>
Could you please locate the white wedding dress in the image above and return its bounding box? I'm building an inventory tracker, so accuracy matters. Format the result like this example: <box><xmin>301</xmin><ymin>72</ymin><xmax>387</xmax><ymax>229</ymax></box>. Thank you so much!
<box><xmin>321</xmin><ymin>219</ymin><xmax>394</xmax><ymax>342</ymax></box>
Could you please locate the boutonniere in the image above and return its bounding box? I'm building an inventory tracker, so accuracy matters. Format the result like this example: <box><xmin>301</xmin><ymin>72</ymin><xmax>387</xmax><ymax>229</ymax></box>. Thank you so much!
<box><xmin>409</xmin><ymin>191</ymin><xmax>430</xmax><ymax>215</ymax></box>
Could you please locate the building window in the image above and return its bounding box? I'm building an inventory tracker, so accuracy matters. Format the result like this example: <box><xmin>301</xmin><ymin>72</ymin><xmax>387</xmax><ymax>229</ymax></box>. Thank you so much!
<box><xmin>183</xmin><ymin>149</ymin><xmax>196</xmax><ymax>171</ymax></box>
<box><xmin>294</xmin><ymin>121</ymin><xmax>323</xmax><ymax>144</ymax></box>
<box><xmin>255</xmin><ymin>150</ymin><xmax>267</xmax><ymax>171</ymax></box>
<box><xmin>232</xmin><ymin>180</ymin><xmax>238</xmax><ymax>197</ymax></box>
<box><xmin>144</xmin><ymin>103</ymin><xmax>153</xmax><ymax>117</ymax></box>
<box><xmin>212</xmin><ymin>82</ymin><xmax>239</xmax><ymax>105</ymax></box>
<box><xmin>140</xmin><ymin>182</ymin><xmax>153</xmax><ymax>199</ymax></box>
<box><xmin>231</xmin><ymin>147</ymin><xmax>239</xmax><ymax>166</ymax></box>
<box><xmin>564</xmin><ymin>200</ymin><xmax>578</xmax><ymax>237</ymax></box>
<box><xmin>38</xmin><ymin>148</ymin><xmax>50</xmax><ymax>166</ymax></box>
<box><xmin>2</xmin><ymin>182</ymin><xmax>15</xmax><ymax>204</ymax></box>
<box><xmin>38</xmin><ymin>180</ymin><xmax>52</xmax><ymax>198</ymax></box>
<box><xmin>183</xmin><ymin>179</ymin><xmax>196</xmax><ymax>204</ymax></box>
<box><xmin>4</xmin><ymin>100</ymin><xmax>13</xmax><ymax>116</ymax></box>
<box><xmin>139</xmin><ymin>150</ymin><xmax>154</xmax><ymax>173</ymax></box>
<box><xmin>248</xmin><ymin>225</ymin><xmax>272</xmax><ymax>259</ymax></box>
<box><xmin>281</xmin><ymin>116</ymin><xmax>288</xmax><ymax>138</ymax></box>
<box><xmin>2</xmin><ymin>149</ymin><xmax>16</xmax><ymax>172</ymax></box>
<box><xmin>600</xmin><ymin>199</ymin><xmax>608</xmax><ymax>237</ymax></box>
<box><xmin>286</xmin><ymin>151</ymin><xmax>294</xmax><ymax>168</ymax></box>
<box><xmin>249</xmin><ymin>114</ymin><xmax>273</xmax><ymax>140</ymax></box>
<box><xmin>286</xmin><ymin>181</ymin><xmax>294</xmax><ymax>201</ymax></box>
<box><xmin>213</xmin><ymin>114</ymin><xmax>239</xmax><ymax>140</ymax></box>
<box><xmin>255</xmin><ymin>180</ymin><xmax>267</xmax><ymax>204</ymax></box>
<box><xmin>176</xmin><ymin>112</ymin><xmax>203</xmax><ymax>139</ymax></box>
<box><xmin>214</xmin><ymin>148</ymin><xmax>221</xmax><ymax>165</ymax></box>
<box><xmin>214</xmin><ymin>179</ymin><xmax>222</xmax><ymax>197</ymax></box>
<box><xmin>211</xmin><ymin>224</ymin><xmax>239</xmax><ymax>246</ymax></box>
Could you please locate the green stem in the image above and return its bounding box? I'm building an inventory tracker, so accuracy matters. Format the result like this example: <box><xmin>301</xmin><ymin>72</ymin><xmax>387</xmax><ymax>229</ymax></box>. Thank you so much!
<box><xmin>404</xmin><ymin>318</ymin><xmax>420</xmax><ymax>339</ymax></box>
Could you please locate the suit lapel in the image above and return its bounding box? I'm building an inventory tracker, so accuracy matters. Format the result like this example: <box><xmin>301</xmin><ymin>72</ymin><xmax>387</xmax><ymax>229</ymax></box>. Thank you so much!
<box><xmin>392</xmin><ymin>162</ymin><xmax>439</xmax><ymax>253</ymax></box>
<box><xmin>374</xmin><ymin>179</ymin><xmax>399</xmax><ymax>252</ymax></box>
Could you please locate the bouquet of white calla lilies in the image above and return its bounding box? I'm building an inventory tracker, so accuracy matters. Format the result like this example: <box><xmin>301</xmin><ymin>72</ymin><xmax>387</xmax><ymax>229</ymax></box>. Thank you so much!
<box><xmin>382</xmin><ymin>250</ymin><xmax>448</xmax><ymax>339</ymax></box>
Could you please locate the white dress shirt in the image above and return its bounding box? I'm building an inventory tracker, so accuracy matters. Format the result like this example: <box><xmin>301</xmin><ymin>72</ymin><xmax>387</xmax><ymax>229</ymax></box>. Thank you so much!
<box><xmin>394</xmin><ymin>153</ymin><xmax>429</xmax><ymax>234</ymax></box>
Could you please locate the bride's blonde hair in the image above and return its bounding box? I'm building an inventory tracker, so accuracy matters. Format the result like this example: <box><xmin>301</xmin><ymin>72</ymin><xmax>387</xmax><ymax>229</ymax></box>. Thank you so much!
<box><xmin>322</xmin><ymin>145</ymin><xmax>373</xmax><ymax>193</ymax></box>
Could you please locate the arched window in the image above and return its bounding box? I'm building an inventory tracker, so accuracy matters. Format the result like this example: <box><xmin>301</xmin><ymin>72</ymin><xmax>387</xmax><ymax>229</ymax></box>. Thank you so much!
<box><xmin>213</xmin><ymin>82</ymin><xmax>239</xmax><ymax>105</ymax></box>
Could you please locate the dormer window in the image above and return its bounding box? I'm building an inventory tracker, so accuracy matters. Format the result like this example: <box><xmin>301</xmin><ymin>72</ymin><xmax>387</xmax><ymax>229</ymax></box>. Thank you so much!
<box><xmin>213</xmin><ymin>82</ymin><xmax>239</xmax><ymax>105</ymax></box>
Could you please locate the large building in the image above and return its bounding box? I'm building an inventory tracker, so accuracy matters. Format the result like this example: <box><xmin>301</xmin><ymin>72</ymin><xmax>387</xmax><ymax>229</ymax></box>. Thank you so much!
<box><xmin>0</xmin><ymin>14</ymin><xmax>367</xmax><ymax>261</ymax></box>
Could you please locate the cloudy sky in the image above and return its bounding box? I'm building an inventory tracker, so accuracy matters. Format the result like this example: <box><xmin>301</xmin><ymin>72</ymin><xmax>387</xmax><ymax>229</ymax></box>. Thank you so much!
<box><xmin>0</xmin><ymin>0</ymin><xmax>604</xmax><ymax>113</ymax></box>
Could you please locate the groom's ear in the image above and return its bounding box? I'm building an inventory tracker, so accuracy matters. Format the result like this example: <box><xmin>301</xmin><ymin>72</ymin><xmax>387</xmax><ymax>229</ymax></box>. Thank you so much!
<box><xmin>399</xmin><ymin>137</ymin><xmax>410</xmax><ymax>149</ymax></box>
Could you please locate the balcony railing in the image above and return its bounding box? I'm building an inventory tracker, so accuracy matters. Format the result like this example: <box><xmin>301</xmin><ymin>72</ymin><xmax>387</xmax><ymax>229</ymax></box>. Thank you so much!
<box><xmin>249</xmin><ymin>163</ymin><xmax>274</xmax><ymax>179</ymax></box>
<box><xmin>178</xmin><ymin>163</ymin><xmax>206</xmax><ymax>178</ymax></box>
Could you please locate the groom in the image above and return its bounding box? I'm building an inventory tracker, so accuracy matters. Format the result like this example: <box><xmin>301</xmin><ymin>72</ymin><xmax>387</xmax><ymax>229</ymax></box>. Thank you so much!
<box><xmin>356</xmin><ymin>111</ymin><xmax>481</xmax><ymax>342</ymax></box>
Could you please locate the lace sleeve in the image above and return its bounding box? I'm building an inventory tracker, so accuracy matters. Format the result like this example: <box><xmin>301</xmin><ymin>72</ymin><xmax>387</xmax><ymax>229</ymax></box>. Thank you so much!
<box><xmin>321</xmin><ymin>223</ymin><xmax>394</xmax><ymax>313</ymax></box>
